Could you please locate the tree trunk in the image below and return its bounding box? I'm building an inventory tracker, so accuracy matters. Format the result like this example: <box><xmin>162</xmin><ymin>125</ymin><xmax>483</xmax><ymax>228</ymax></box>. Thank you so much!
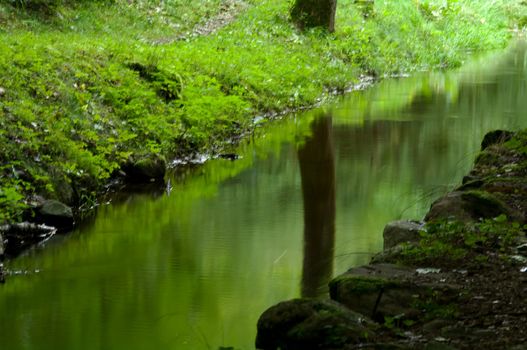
<box><xmin>291</xmin><ymin>0</ymin><xmax>337</xmax><ymax>32</ymax></box>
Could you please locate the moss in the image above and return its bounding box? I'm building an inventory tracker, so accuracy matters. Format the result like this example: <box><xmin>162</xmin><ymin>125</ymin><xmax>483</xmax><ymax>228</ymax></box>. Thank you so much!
<box><xmin>330</xmin><ymin>275</ymin><xmax>398</xmax><ymax>294</ymax></box>
<box><xmin>460</xmin><ymin>190</ymin><xmax>511</xmax><ymax>218</ymax></box>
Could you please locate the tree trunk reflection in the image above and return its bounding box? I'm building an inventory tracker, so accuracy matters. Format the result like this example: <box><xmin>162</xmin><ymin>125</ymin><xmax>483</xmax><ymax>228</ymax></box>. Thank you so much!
<box><xmin>298</xmin><ymin>115</ymin><xmax>336</xmax><ymax>298</ymax></box>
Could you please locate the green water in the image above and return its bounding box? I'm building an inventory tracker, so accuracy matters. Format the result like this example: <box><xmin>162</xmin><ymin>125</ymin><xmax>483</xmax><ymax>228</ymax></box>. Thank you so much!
<box><xmin>2</xmin><ymin>41</ymin><xmax>527</xmax><ymax>349</ymax></box>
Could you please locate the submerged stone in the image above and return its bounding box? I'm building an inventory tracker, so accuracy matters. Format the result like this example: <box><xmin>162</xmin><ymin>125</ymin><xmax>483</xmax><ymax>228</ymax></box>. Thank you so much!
<box><xmin>256</xmin><ymin>298</ymin><xmax>378</xmax><ymax>350</ymax></box>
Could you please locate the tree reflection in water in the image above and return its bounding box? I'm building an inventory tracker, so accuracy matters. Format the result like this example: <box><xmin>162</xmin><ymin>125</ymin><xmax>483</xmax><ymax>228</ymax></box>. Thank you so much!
<box><xmin>298</xmin><ymin>115</ymin><xmax>336</xmax><ymax>298</ymax></box>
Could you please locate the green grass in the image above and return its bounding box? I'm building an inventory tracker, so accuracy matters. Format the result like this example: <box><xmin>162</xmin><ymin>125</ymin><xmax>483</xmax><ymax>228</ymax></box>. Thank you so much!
<box><xmin>0</xmin><ymin>0</ymin><xmax>525</xmax><ymax>223</ymax></box>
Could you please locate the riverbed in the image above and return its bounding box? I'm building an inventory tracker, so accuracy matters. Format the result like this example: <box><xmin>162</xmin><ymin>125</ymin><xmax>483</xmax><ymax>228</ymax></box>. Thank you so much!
<box><xmin>1</xmin><ymin>41</ymin><xmax>527</xmax><ymax>350</ymax></box>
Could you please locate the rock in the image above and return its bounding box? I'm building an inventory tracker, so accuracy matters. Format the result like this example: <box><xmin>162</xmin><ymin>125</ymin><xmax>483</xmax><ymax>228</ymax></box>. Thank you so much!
<box><xmin>480</xmin><ymin>130</ymin><xmax>514</xmax><ymax>151</ymax></box>
<box><xmin>123</xmin><ymin>154</ymin><xmax>166</xmax><ymax>183</ymax></box>
<box><xmin>383</xmin><ymin>220</ymin><xmax>423</xmax><ymax>249</ymax></box>
<box><xmin>329</xmin><ymin>264</ymin><xmax>458</xmax><ymax>322</ymax></box>
<box><xmin>424</xmin><ymin>190</ymin><xmax>518</xmax><ymax>223</ymax></box>
<box><xmin>422</xmin><ymin>319</ymin><xmax>452</xmax><ymax>335</ymax></box>
<box><xmin>35</xmin><ymin>200</ymin><xmax>74</xmax><ymax>231</ymax></box>
<box><xmin>0</xmin><ymin>232</ymin><xmax>4</xmax><ymax>259</ymax></box>
<box><xmin>0</xmin><ymin>223</ymin><xmax>56</xmax><ymax>258</ymax></box>
<box><xmin>329</xmin><ymin>264</ymin><xmax>423</xmax><ymax>320</ymax></box>
<box><xmin>256</xmin><ymin>298</ymin><xmax>378</xmax><ymax>350</ymax></box>
<box><xmin>370</xmin><ymin>245</ymin><xmax>407</xmax><ymax>264</ymax></box>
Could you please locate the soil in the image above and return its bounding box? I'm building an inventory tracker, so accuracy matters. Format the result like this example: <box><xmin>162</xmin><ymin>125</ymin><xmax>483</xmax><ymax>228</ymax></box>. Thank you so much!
<box><xmin>367</xmin><ymin>253</ymin><xmax>527</xmax><ymax>349</ymax></box>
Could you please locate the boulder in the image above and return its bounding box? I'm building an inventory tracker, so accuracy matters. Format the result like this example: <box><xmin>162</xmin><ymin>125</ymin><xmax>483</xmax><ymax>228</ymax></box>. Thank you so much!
<box><xmin>383</xmin><ymin>220</ymin><xmax>423</xmax><ymax>249</ymax></box>
<box><xmin>480</xmin><ymin>130</ymin><xmax>514</xmax><ymax>151</ymax></box>
<box><xmin>329</xmin><ymin>264</ymin><xmax>458</xmax><ymax>322</ymax></box>
<box><xmin>35</xmin><ymin>200</ymin><xmax>74</xmax><ymax>231</ymax></box>
<box><xmin>123</xmin><ymin>154</ymin><xmax>166</xmax><ymax>183</ymax></box>
<box><xmin>424</xmin><ymin>190</ymin><xmax>518</xmax><ymax>223</ymax></box>
<box><xmin>256</xmin><ymin>298</ymin><xmax>378</xmax><ymax>350</ymax></box>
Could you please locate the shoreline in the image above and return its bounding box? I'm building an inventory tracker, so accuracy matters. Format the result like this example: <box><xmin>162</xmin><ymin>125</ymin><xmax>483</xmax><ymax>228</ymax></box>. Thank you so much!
<box><xmin>256</xmin><ymin>129</ymin><xmax>527</xmax><ymax>349</ymax></box>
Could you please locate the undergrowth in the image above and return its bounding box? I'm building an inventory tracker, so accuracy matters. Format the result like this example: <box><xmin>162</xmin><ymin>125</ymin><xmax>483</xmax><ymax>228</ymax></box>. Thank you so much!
<box><xmin>398</xmin><ymin>215</ymin><xmax>526</xmax><ymax>267</ymax></box>
<box><xmin>0</xmin><ymin>0</ymin><xmax>524</xmax><ymax>223</ymax></box>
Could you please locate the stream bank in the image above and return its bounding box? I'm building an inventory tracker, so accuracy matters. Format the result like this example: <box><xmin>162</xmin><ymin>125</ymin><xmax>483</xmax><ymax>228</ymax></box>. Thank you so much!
<box><xmin>1</xmin><ymin>0</ymin><xmax>525</xmax><ymax>229</ymax></box>
<box><xmin>256</xmin><ymin>129</ymin><xmax>527</xmax><ymax>349</ymax></box>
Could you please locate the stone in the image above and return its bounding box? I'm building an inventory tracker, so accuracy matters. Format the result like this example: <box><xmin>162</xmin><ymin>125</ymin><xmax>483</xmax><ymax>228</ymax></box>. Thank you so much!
<box><xmin>480</xmin><ymin>130</ymin><xmax>514</xmax><ymax>151</ymax></box>
<box><xmin>256</xmin><ymin>298</ymin><xmax>378</xmax><ymax>350</ymax></box>
<box><xmin>0</xmin><ymin>232</ymin><xmax>4</xmax><ymax>260</ymax></box>
<box><xmin>36</xmin><ymin>200</ymin><xmax>74</xmax><ymax>231</ymax></box>
<box><xmin>370</xmin><ymin>245</ymin><xmax>407</xmax><ymax>264</ymax></box>
<box><xmin>329</xmin><ymin>264</ymin><xmax>458</xmax><ymax>322</ymax></box>
<box><xmin>0</xmin><ymin>223</ymin><xmax>56</xmax><ymax>258</ymax></box>
<box><xmin>123</xmin><ymin>154</ymin><xmax>166</xmax><ymax>183</ymax></box>
<box><xmin>383</xmin><ymin>220</ymin><xmax>423</xmax><ymax>249</ymax></box>
<box><xmin>424</xmin><ymin>190</ymin><xmax>517</xmax><ymax>223</ymax></box>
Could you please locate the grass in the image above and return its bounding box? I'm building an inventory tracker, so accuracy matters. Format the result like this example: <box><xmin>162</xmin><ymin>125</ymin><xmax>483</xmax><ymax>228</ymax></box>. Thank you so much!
<box><xmin>0</xmin><ymin>0</ymin><xmax>526</xmax><ymax>223</ymax></box>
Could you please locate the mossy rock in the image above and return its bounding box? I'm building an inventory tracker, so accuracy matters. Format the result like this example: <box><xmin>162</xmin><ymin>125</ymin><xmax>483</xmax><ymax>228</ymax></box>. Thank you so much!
<box><xmin>256</xmin><ymin>298</ymin><xmax>378</xmax><ymax>350</ymax></box>
<box><xmin>480</xmin><ymin>130</ymin><xmax>514</xmax><ymax>151</ymax></box>
<box><xmin>35</xmin><ymin>199</ymin><xmax>74</xmax><ymax>231</ymax></box>
<box><xmin>383</xmin><ymin>220</ymin><xmax>423</xmax><ymax>249</ymax></box>
<box><xmin>329</xmin><ymin>264</ymin><xmax>460</xmax><ymax>323</ymax></box>
<box><xmin>330</xmin><ymin>264</ymin><xmax>428</xmax><ymax>321</ymax></box>
<box><xmin>122</xmin><ymin>154</ymin><xmax>166</xmax><ymax>183</ymax></box>
<box><xmin>424</xmin><ymin>190</ymin><xmax>519</xmax><ymax>223</ymax></box>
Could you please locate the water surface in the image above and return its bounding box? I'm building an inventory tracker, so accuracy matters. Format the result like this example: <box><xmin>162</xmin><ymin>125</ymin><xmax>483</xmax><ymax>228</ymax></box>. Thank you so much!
<box><xmin>2</xmin><ymin>41</ymin><xmax>527</xmax><ymax>349</ymax></box>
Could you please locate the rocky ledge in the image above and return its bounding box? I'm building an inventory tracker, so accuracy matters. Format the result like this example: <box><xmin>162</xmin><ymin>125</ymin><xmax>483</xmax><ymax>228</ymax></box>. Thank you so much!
<box><xmin>256</xmin><ymin>130</ymin><xmax>527</xmax><ymax>350</ymax></box>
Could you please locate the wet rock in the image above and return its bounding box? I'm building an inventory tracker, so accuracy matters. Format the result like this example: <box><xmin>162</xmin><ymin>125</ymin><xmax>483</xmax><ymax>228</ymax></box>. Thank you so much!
<box><xmin>35</xmin><ymin>200</ymin><xmax>74</xmax><ymax>231</ymax></box>
<box><xmin>383</xmin><ymin>220</ymin><xmax>423</xmax><ymax>249</ymax></box>
<box><xmin>329</xmin><ymin>264</ymin><xmax>458</xmax><ymax>322</ymax></box>
<box><xmin>0</xmin><ymin>223</ymin><xmax>56</xmax><ymax>258</ymax></box>
<box><xmin>329</xmin><ymin>264</ymin><xmax>424</xmax><ymax>320</ymax></box>
<box><xmin>123</xmin><ymin>154</ymin><xmax>166</xmax><ymax>183</ymax></box>
<box><xmin>256</xmin><ymin>298</ymin><xmax>378</xmax><ymax>350</ymax></box>
<box><xmin>481</xmin><ymin>130</ymin><xmax>514</xmax><ymax>151</ymax></box>
<box><xmin>424</xmin><ymin>190</ymin><xmax>518</xmax><ymax>223</ymax></box>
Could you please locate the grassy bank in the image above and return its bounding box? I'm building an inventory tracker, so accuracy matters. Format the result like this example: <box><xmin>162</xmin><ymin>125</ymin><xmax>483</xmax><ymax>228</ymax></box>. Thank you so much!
<box><xmin>1</xmin><ymin>0</ymin><xmax>526</xmax><ymax>223</ymax></box>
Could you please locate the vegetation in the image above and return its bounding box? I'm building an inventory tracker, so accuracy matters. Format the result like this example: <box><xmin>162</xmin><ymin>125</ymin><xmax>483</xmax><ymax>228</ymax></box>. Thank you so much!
<box><xmin>1</xmin><ymin>0</ymin><xmax>526</xmax><ymax>223</ymax></box>
<box><xmin>398</xmin><ymin>215</ymin><xmax>526</xmax><ymax>267</ymax></box>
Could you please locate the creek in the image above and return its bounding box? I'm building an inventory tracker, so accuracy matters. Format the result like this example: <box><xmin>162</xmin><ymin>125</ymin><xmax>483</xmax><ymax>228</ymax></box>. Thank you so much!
<box><xmin>1</xmin><ymin>41</ymin><xmax>527</xmax><ymax>350</ymax></box>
